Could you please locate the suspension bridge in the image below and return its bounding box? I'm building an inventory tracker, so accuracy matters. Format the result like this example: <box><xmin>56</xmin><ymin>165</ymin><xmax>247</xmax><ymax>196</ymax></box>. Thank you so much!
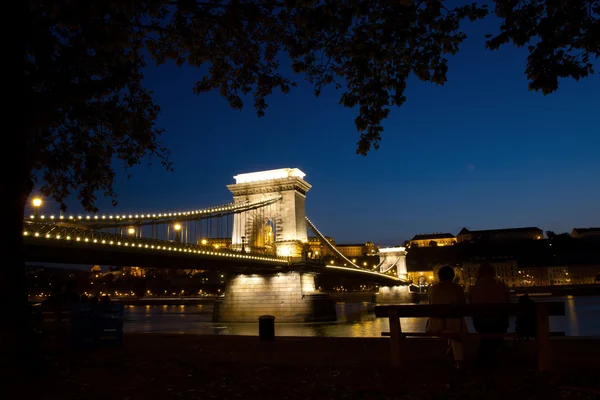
<box><xmin>23</xmin><ymin>168</ymin><xmax>409</xmax><ymax>322</ymax></box>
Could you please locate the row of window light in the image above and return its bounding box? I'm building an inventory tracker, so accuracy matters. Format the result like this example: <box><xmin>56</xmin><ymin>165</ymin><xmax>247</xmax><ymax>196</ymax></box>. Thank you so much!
<box><xmin>22</xmin><ymin>230</ymin><xmax>288</xmax><ymax>263</ymax></box>
<box><xmin>26</xmin><ymin>196</ymin><xmax>282</xmax><ymax>222</ymax></box>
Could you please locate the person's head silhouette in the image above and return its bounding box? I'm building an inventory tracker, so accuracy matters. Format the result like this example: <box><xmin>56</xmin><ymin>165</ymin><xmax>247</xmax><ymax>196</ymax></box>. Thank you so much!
<box><xmin>478</xmin><ymin>263</ymin><xmax>496</xmax><ymax>279</ymax></box>
<box><xmin>437</xmin><ymin>265</ymin><xmax>455</xmax><ymax>282</ymax></box>
<box><xmin>519</xmin><ymin>293</ymin><xmax>532</xmax><ymax>303</ymax></box>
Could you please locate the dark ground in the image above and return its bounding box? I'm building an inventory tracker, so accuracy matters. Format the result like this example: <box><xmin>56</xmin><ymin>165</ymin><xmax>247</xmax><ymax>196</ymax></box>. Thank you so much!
<box><xmin>3</xmin><ymin>334</ymin><xmax>600</xmax><ymax>399</ymax></box>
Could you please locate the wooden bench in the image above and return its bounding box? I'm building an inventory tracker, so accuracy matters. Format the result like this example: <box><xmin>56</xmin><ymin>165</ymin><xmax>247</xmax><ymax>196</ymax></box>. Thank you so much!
<box><xmin>374</xmin><ymin>302</ymin><xmax>565</xmax><ymax>371</ymax></box>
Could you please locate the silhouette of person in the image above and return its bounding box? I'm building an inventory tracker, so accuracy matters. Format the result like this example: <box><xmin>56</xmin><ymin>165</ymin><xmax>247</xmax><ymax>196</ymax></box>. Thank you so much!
<box><xmin>426</xmin><ymin>265</ymin><xmax>467</xmax><ymax>369</ymax></box>
<box><xmin>516</xmin><ymin>294</ymin><xmax>537</xmax><ymax>339</ymax></box>
<box><xmin>468</xmin><ymin>263</ymin><xmax>510</xmax><ymax>364</ymax></box>
<box><xmin>63</xmin><ymin>277</ymin><xmax>80</xmax><ymax>303</ymax></box>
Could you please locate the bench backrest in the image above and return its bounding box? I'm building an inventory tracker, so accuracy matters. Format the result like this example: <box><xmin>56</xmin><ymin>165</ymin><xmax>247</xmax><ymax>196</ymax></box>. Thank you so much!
<box><xmin>72</xmin><ymin>303</ymin><xmax>125</xmax><ymax>316</ymax></box>
<box><xmin>374</xmin><ymin>302</ymin><xmax>565</xmax><ymax>318</ymax></box>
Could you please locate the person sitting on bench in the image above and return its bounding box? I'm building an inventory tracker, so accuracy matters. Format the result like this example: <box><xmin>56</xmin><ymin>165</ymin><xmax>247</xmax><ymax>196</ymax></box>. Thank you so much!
<box><xmin>425</xmin><ymin>265</ymin><xmax>467</xmax><ymax>369</ymax></box>
<box><xmin>515</xmin><ymin>294</ymin><xmax>537</xmax><ymax>339</ymax></box>
<box><xmin>468</xmin><ymin>263</ymin><xmax>510</xmax><ymax>365</ymax></box>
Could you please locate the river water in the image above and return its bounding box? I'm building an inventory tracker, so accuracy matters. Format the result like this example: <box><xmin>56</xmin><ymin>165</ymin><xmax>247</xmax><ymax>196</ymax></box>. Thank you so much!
<box><xmin>123</xmin><ymin>295</ymin><xmax>600</xmax><ymax>337</ymax></box>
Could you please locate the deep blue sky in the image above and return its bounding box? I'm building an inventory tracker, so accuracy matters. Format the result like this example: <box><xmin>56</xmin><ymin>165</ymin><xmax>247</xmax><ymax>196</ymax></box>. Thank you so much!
<box><xmin>30</xmin><ymin>15</ymin><xmax>600</xmax><ymax>246</ymax></box>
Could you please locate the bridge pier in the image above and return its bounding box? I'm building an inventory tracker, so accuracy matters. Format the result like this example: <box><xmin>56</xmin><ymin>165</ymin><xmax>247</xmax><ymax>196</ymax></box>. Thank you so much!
<box><xmin>213</xmin><ymin>272</ymin><xmax>337</xmax><ymax>322</ymax></box>
<box><xmin>375</xmin><ymin>285</ymin><xmax>411</xmax><ymax>304</ymax></box>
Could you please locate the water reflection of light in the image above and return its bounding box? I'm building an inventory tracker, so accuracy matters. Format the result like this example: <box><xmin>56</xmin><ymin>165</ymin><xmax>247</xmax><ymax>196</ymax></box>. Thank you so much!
<box><xmin>351</xmin><ymin>322</ymin><xmax>363</xmax><ymax>336</ymax></box>
<box><xmin>399</xmin><ymin>318</ymin><xmax>426</xmax><ymax>333</ymax></box>
<box><xmin>566</xmin><ymin>295</ymin><xmax>578</xmax><ymax>336</ymax></box>
<box><xmin>122</xmin><ymin>296</ymin><xmax>599</xmax><ymax>337</ymax></box>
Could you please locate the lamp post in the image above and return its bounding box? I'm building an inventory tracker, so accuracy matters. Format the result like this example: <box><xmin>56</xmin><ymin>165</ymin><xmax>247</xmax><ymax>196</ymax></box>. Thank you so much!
<box><xmin>174</xmin><ymin>223</ymin><xmax>182</xmax><ymax>243</ymax></box>
<box><xmin>32</xmin><ymin>197</ymin><xmax>42</xmax><ymax>218</ymax></box>
<box><xmin>241</xmin><ymin>236</ymin><xmax>246</xmax><ymax>252</ymax></box>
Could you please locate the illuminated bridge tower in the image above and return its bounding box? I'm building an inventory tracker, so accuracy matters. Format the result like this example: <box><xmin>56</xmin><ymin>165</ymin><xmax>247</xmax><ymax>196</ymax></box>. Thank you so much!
<box><xmin>378</xmin><ymin>247</ymin><xmax>408</xmax><ymax>280</ymax></box>
<box><xmin>227</xmin><ymin>168</ymin><xmax>311</xmax><ymax>258</ymax></box>
<box><xmin>215</xmin><ymin>168</ymin><xmax>335</xmax><ymax>323</ymax></box>
<box><xmin>377</xmin><ymin>247</ymin><xmax>410</xmax><ymax>303</ymax></box>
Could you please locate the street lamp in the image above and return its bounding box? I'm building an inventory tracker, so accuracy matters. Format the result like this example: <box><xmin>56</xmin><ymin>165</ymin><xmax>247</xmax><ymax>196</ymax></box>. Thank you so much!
<box><xmin>32</xmin><ymin>197</ymin><xmax>42</xmax><ymax>217</ymax></box>
<box><xmin>127</xmin><ymin>227</ymin><xmax>135</xmax><ymax>235</ymax></box>
<box><xmin>174</xmin><ymin>223</ymin><xmax>182</xmax><ymax>242</ymax></box>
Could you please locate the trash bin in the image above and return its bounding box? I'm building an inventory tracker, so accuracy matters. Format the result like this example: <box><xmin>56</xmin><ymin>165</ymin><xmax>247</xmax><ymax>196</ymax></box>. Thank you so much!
<box><xmin>258</xmin><ymin>315</ymin><xmax>275</xmax><ymax>341</ymax></box>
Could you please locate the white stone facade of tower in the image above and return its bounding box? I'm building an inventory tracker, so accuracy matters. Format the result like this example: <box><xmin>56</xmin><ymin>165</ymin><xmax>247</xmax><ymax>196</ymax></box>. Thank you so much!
<box><xmin>227</xmin><ymin>168</ymin><xmax>311</xmax><ymax>258</ymax></box>
<box><xmin>378</xmin><ymin>247</ymin><xmax>408</xmax><ymax>280</ymax></box>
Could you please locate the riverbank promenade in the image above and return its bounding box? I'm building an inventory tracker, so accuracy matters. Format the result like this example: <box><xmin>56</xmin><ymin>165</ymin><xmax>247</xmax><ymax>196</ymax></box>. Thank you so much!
<box><xmin>9</xmin><ymin>334</ymin><xmax>600</xmax><ymax>399</ymax></box>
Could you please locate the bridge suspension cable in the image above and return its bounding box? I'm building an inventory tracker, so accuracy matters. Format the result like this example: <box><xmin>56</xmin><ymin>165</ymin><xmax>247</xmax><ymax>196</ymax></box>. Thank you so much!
<box><xmin>379</xmin><ymin>256</ymin><xmax>400</xmax><ymax>274</ymax></box>
<box><xmin>305</xmin><ymin>216</ymin><xmax>361</xmax><ymax>270</ymax></box>
<box><xmin>324</xmin><ymin>264</ymin><xmax>403</xmax><ymax>282</ymax></box>
<box><xmin>305</xmin><ymin>217</ymin><xmax>406</xmax><ymax>283</ymax></box>
<box><xmin>24</xmin><ymin>196</ymin><xmax>282</xmax><ymax>229</ymax></box>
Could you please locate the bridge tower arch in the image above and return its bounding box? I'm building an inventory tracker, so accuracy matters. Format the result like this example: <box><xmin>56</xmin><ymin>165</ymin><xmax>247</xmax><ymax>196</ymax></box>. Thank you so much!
<box><xmin>376</xmin><ymin>247</ymin><xmax>410</xmax><ymax>303</ymax></box>
<box><xmin>227</xmin><ymin>168</ymin><xmax>311</xmax><ymax>258</ymax></box>
<box><xmin>378</xmin><ymin>247</ymin><xmax>408</xmax><ymax>280</ymax></box>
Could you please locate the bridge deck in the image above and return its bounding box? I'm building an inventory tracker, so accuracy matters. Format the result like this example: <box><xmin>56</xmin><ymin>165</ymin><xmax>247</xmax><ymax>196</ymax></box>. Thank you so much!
<box><xmin>23</xmin><ymin>221</ymin><xmax>405</xmax><ymax>283</ymax></box>
<box><xmin>24</xmin><ymin>222</ymin><xmax>287</xmax><ymax>269</ymax></box>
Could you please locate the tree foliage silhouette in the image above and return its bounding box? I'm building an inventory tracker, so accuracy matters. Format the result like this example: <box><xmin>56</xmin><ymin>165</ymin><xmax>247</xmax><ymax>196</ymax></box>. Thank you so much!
<box><xmin>486</xmin><ymin>0</ymin><xmax>599</xmax><ymax>95</ymax></box>
<box><xmin>6</xmin><ymin>0</ymin><xmax>599</xmax><ymax>374</ymax></box>
<box><xmin>22</xmin><ymin>1</ymin><xmax>599</xmax><ymax>213</ymax></box>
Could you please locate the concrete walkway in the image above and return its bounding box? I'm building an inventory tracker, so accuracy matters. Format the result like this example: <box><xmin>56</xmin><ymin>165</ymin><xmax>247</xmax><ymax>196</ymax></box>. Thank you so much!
<box><xmin>10</xmin><ymin>334</ymin><xmax>600</xmax><ymax>400</ymax></box>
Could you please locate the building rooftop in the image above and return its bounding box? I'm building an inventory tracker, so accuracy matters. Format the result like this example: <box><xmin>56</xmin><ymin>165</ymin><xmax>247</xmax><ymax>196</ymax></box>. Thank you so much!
<box><xmin>458</xmin><ymin>227</ymin><xmax>542</xmax><ymax>235</ymax></box>
<box><xmin>410</xmin><ymin>233</ymin><xmax>455</xmax><ymax>241</ymax></box>
<box><xmin>572</xmin><ymin>227</ymin><xmax>600</xmax><ymax>234</ymax></box>
<box><xmin>233</xmin><ymin>168</ymin><xmax>305</xmax><ymax>184</ymax></box>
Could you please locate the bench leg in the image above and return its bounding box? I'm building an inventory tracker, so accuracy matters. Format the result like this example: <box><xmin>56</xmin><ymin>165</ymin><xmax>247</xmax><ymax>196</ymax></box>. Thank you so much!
<box><xmin>536</xmin><ymin>303</ymin><xmax>551</xmax><ymax>371</ymax></box>
<box><xmin>388</xmin><ymin>309</ymin><xmax>405</xmax><ymax>367</ymax></box>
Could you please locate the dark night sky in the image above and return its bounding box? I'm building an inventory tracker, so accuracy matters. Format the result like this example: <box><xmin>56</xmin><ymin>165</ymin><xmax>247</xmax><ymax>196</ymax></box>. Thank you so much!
<box><xmin>30</xmin><ymin>16</ymin><xmax>600</xmax><ymax>246</ymax></box>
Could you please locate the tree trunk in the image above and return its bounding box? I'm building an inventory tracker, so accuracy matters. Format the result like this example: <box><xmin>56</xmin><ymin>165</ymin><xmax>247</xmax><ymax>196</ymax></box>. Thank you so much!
<box><xmin>1</xmin><ymin>136</ymin><xmax>35</xmax><ymax>379</ymax></box>
<box><xmin>1</xmin><ymin>0</ymin><xmax>40</xmax><ymax>381</ymax></box>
